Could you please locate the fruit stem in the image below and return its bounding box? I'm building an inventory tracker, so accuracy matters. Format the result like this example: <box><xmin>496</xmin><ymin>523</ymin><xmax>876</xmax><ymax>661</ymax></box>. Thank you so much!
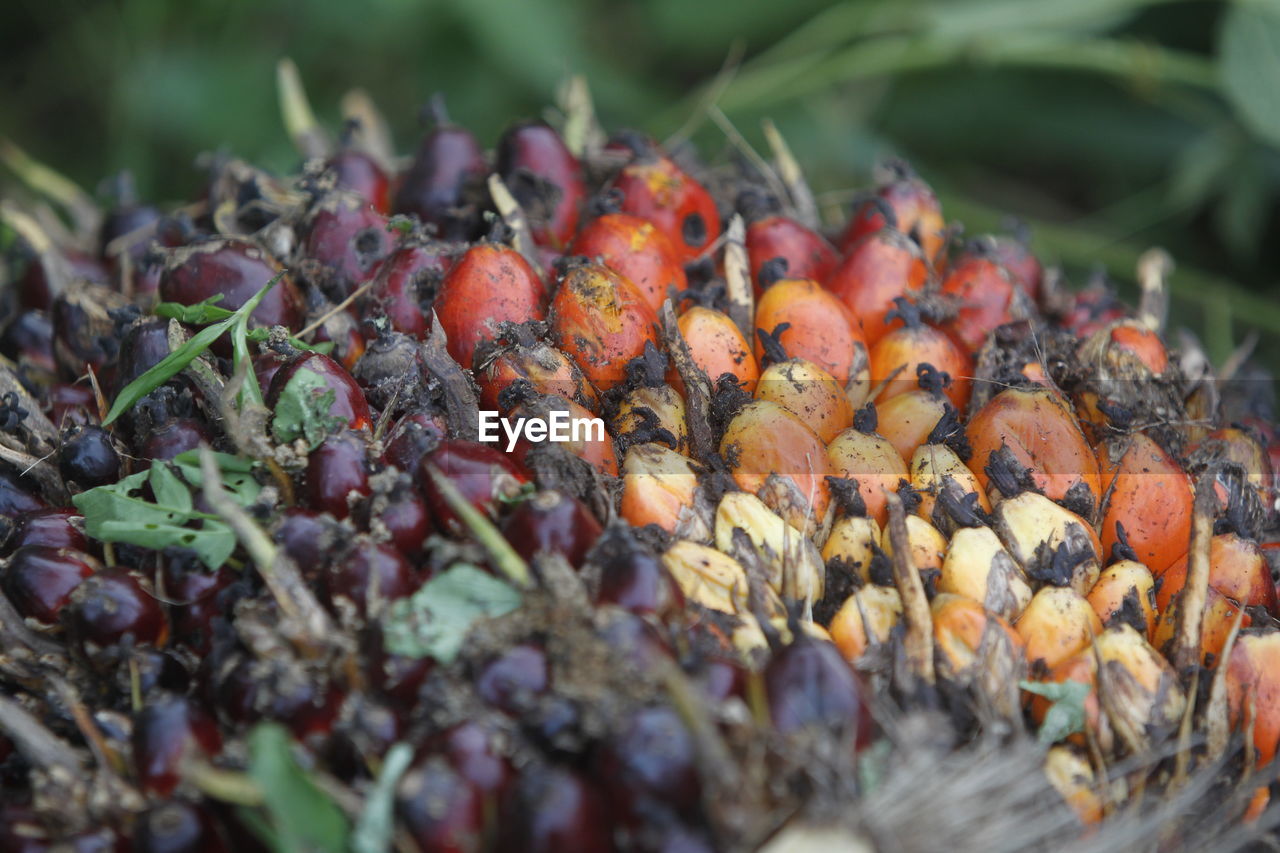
<box><xmin>761</xmin><ymin>119</ymin><xmax>820</xmax><ymax>230</ymax></box>
<box><xmin>1172</xmin><ymin>470</ymin><xmax>1216</xmax><ymax>673</ymax></box>
<box><xmin>659</xmin><ymin>301</ymin><xmax>716</xmax><ymax>461</ymax></box>
<box><xmin>885</xmin><ymin>489</ymin><xmax>935</xmax><ymax>685</ymax></box>
<box><xmin>723</xmin><ymin>215</ymin><xmax>754</xmax><ymax>345</ymax></box>
<box><xmin>276</xmin><ymin>58</ymin><xmax>328</xmax><ymax>160</ymax></box>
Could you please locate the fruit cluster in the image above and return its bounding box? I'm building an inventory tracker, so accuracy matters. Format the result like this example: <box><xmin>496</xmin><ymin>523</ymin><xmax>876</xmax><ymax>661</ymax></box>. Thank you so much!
<box><xmin>0</xmin><ymin>70</ymin><xmax>1278</xmax><ymax>851</ymax></box>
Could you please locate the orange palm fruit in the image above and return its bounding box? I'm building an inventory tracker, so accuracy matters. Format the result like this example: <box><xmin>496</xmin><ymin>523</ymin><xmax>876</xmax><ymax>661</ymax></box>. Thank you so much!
<box><xmin>755</xmin><ymin>357</ymin><xmax>853</xmax><ymax>444</ymax></box>
<box><xmin>720</xmin><ymin>400</ymin><xmax>831</xmax><ymax>535</ymax></box>
<box><xmin>676</xmin><ymin>305</ymin><xmax>759</xmax><ymax>394</ymax></box>
<box><xmin>1092</xmin><ymin>623</ymin><xmax>1186</xmax><ymax>753</ymax></box>
<box><xmin>612</xmin><ymin>382</ymin><xmax>689</xmax><ymax>455</ymax></box>
<box><xmin>508</xmin><ymin>395</ymin><xmax>617</xmax><ymax>477</ymax></box>
<box><xmin>965</xmin><ymin>387</ymin><xmax>1101</xmax><ymax>513</ymax></box>
<box><xmin>1027</xmin><ymin>652</ymin><xmax>1110</xmax><ymax>752</ymax></box>
<box><xmin>826</xmin><ymin>229</ymin><xmax>929</xmax><ymax>346</ymax></box>
<box><xmin>829</xmin><ymin>586</ymin><xmax>903</xmax><ymax>663</ymax></box>
<box><xmin>434</xmin><ymin>242</ymin><xmax>547</xmax><ymax>369</ymax></box>
<box><xmin>1015</xmin><ymin>587</ymin><xmax>1103</xmax><ymax>672</ymax></box>
<box><xmin>875</xmin><ymin>382</ymin><xmax>952</xmax><ymax>465</ymax></box>
<box><xmin>940</xmin><ymin>246</ymin><xmax>1018</xmax><ymax>352</ymax></box>
<box><xmin>931</xmin><ymin>592</ymin><xmax>1024</xmax><ymax>676</ymax></box>
<box><xmin>753</xmin><ymin>278</ymin><xmax>867</xmax><ymax>391</ymax></box>
<box><xmin>478</xmin><ymin>324</ymin><xmax>598</xmax><ymax>413</ymax></box>
<box><xmin>909</xmin><ymin>443</ymin><xmax>991</xmax><ymax>526</ymax></box>
<box><xmin>869</xmin><ymin>297</ymin><xmax>972</xmax><ymax>410</ymax></box>
<box><xmin>550</xmin><ymin>261</ymin><xmax>659</xmax><ymax>393</ymax></box>
<box><xmin>1044</xmin><ymin>747</ymin><xmax>1103</xmax><ymax>826</ymax></box>
<box><xmin>1098</xmin><ymin>433</ymin><xmax>1192</xmax><ymax>575</ymax></box>
<box><xmin>1151</xmin><ymin>585</ymin><xmax>1250</xmax><ymax>668</ymax></box>
<box><xmin>619</xmin><ymin>443</ymin><xmax>704</xmax><ymax>537</ymax></box>
<box><xmin>1086</xmin><ymin>560</ymin><xmax>1157</xmax><ymax>640</ymax></box>
<box><xmin>821</xmin><ymin>516</ymin><xmax>881</xmax><ymax>586</ymax></box>
<box><xmin>991</xmin><ymin>492</ymin><xmax>1102</xmax><ymax>596</ymax></box>
<box><xmin>1225</xmin><ymin>632</ymin><xmax>1280</xmax><ymax>768</ymax></box>
<box><xmin>938</xmin><ymin>525</ymin><xmax>1032</xmax><ymax>620</ymax></box>
<box><xmin>1154</xmin><ymin>533</ymin><xmax>1278</xmax><ymax>614</ymax></box>
<box><xmin>880</xmin><ymin>514</ymin><xmax>946</xmax><ymax>576</ymax></box>
<box><xmin>826</xmin><ymin>408</ymin><xmax>909</xmax><ymax>528</ymax></box>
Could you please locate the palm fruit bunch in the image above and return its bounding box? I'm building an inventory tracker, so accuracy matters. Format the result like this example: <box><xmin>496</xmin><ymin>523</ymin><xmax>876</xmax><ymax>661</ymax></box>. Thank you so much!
<box><xmin>0</xmin><ymin>64</ymin><xmax>1278</xmax><ymax>851</ymax></box>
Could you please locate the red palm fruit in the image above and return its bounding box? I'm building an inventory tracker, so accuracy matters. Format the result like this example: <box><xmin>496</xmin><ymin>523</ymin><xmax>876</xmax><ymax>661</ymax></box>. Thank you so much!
<box><xmin>132</xmin><ymin>693</ymin><xmax>223</xmax><ymax>795</ymax></box>
<box><xmin>303</xmin><ymin>431</ymin><xmax>371</xmax><ymax>519</ymax></box>
<box><xmin>1226</xmin><ymin>632</ymin><xmax>1280</xmax><ymax>767</ymax></box>
<box><xmin>393</xmin><ymin>117</ymin><xmax>487</xmax><ymax>239</ymax></box>
<box><xmin>478</xmin><ymin>325</ymin><xmax>598</xmax><ymax>413</ymax></box>
<box><xmin>64</xmin><ymin>567</ymin><xmax>169</xmax><ymax>651</ymax></box>
<box><xmin>610</xmin><ymin>152</ymin><xmax>720</xmax><ymax>262</ymax></box>
<box><xmin>382</xmin><ymin>412</ymin><xmax>447</xmax><ymax>473</ymax></box>
<box><xmin>839</xmin><ymin>162</ymin><xmax>946</xmax><ymax>262</ymax></box>
<box><xmin>721</xmin><ymin>400</ymin><xmax>832</xmax><ymax>533</ymax></box>
<box><xmin>568</xmin><ymin>212</ymin><xmax>686</xmax><ymax>313</ymax></box>
<box><xmin>754</xmin><ymin>278</ymin><xmax>867</xmax><ymax>389</ymax></box>
<box><xmin>302</xmin><ymin>194</ymin><xmax>394</xmax><ymax>298</ymax></box>
<box><xmin>676</xmin><ymin>306</ymin><xmax>759</xmax><ymax>394</ymax></box>
<box><xmin>1098</xmin><ymin>433</ymin><xmax>1192</xmax><ymax>575</ymax></box>
<box><xmin>941</xmin><ymin>248</ymin><xmax>1018</xmax><ymax>352</ymax></box>
<box><xmin>1081</xmin><ymin>320</ymin><xmax>1169</xmax><ymax>377</ymax></box>
<box><xmin>364</xmin><ymin>244</ymin><xmax>451</xmax><ymax>339</ymax></box>
<box><xmin>163</xmin><ymin>560</ymin><xmax>237</xmax><ymax>655</ymax></box>
<box><xmin>765</xmin><ymin>633</ymin><xmax>873</xmax><ymax>746</ymax></box>
<box><xmin>267</xmin><ymin>351</ymin><xmax>373</xmax><ymax>433</ymax></box>
<box><xmin>869</xmin><ymin>298</ymin><xmax>971</xmax><ymax>409</ymax></box>
<box><xmin>1156</xmin><ymin>534</ymin><xmax>1278</xmax><ymax>614</ymax></box>
<box><xmin>501</xmin><ymin>489</ymin><xmax>602</xmax><ymax>569</ymax></box>
<box><xmin>746</xmin><ymin>215</ymin><xmax>838</xmax><ymax>295</ymax></box>
<box><xmin>496</xmin><ymin>121</ymin><xmax>585</xmax><ymax>249</ymax></box>
<box><xmin>966</xmin><ymin>387</ymin><xmax>1101</xmax><ymax>510</ymax></box>
<box><xmin>435</xmin><ymin>242</ymin><xmax>547</xmax><ymax>370</ymax></box>
<box><xmin>419</xmin><ymin>439</ymin><xmax>530</xmax><ymax>536</ymax></box>
<box><xmin>550</xmin><ymin>261</ymin><xmax>659</xmax><ymax>393</ymax></box>
<box><xmin>497</xmin><ymin>766</ymin><xmax>613</xmax><ymax>853</ymax></box>
<box><xmin>4</xmin><ymin>508</ymin><xmax>87</xmax><ymax>554</ymax></box>
<box><xmin>380</xmin><ymin>485</ymin><xmax>432</xmax><ymax>557</ymax></box>
<box><xmin>398</xmin><ymin>758</ymin><xmax>485</xmax><ymax>850</ymax></box>
<box><xmin>507</xmin><ymin>395</ymin><xmax>618</xmax><ymax>477</ymax></box>
<box><xmin>328</xmin><ymin>147</ymin><xmax>391</xmax><ymax>213</ymax></box>
<box><xmin>828</xmin><ymin>418</ymin><xmax>910</xmax><ymax>527</ymax></box>
<box><xmin>321</xmin><ymin>540</ymin><xmax>414</xmax><ymax>616</ymax></box>
<box><xmin>990</xmin><ymin>234</ymin><xmax>1042</xmax><ymax>303</ymax></box>
<box><xmin>1</xmin><ymin>545</ymin><xmax>97</xmax><ymax>627</ymax></box>
<box><xmin>826</xmin><ymin>229</ymin><xmax>930</xmax><ymax>346</ymax></box>
<box><xmin>159</xmin><ymin>239</ymin><xmax>305</xmax><ymax>349</ymax></box>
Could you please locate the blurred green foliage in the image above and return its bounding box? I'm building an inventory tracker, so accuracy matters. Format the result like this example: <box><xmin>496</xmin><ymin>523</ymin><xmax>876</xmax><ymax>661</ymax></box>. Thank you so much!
<box><xmin>3</xmin><ymin>0</ymin><xmax>1279</xmax><ymax>374</ymax></box>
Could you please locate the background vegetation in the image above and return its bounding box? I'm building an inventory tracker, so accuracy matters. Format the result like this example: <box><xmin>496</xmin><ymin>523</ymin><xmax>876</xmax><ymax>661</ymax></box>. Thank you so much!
<box><xmin>3</xmin><ymin>0</ymin><xmax>1279</xmax><ymax>373</ymax></box>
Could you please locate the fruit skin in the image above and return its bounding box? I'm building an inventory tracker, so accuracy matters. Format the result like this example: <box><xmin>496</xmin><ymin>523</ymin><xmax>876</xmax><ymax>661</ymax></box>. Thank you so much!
<box><xmin>321</xmin><ymin>539</ymin><xmax>415</xmax><ymax>616</ymax></box>
<box><xmin>1154</xmin><ymin>533</ymin><xmax>1278</xmax><ymax>615</ymax></box>
<box><xmin>64</xmin><ymin>567</ymin><xmax>169</xmax><ymax>652</ymax></box>
<box><xmin>501</xmin><ymin>489</ymin><xmax>602</xmax><ymax>569</ymax></box>
<box><xmin>328</xmin><ymin>147</ymin><xmax>391</xmax><ymax>212</ymax></box>
<box><xmin>829</xmin><ymin>585</ymin><xmax>903</xmax><ymax>663</ymax></box>
<box><xmin>755</xmin><ymin>358</ymin><xmax>853</xmax><ymax>444</ymax></box>
<box><xmin>595</xmin><ymin>705</ymin><xmax>701</xmax><ymax>822</ymax></box>
<box><xmin>435</xmin><ymin>242</ymin><xmax>547</xmax><ymax>370</ymax></box>
<box><xmin>1087</xmin><ymin>560</ymin><xmax>1157</xmax><ymax>640</ymax></box>
<box><xmin>419</xmin><ymin>439</ymin><xmax>530</xmax><ymax>536</ymax></box>
<box><xmin>302</xmin><ymin>431</ymin><xmax>372</xmax><ymax>520</ymax></box>
<box><xmin>497</xmin><ymin>765</ymin><xmax>614</xmax><ymax>853</ymax></box>
<box><xmin>839</xmin><ymin>162</ymin><xmax>946</xmax><ymax>262</ymax></box>
<box><xmin>4</xmin><ymin>508</ymin><xmax>89</xmax><ymax>555</ymax></box>
<box><xmin>393</xmin><ymin>120</ymin><xmax>487</xmax><ymax>239</ymax></box>
<box><xmin>753</xmin><ymin>278</ymin><xmax>866</xmax><ymax>390</ymax></box>
<box><xmin>610</xmin><ymin>152</ymin><xmax>720</xmax><ymax>263</ymax></box>
<box><xmin>1</xmin><ymin>545</ymin><xmax>97</xmax><ymax>627</ymax></box>
<box><xmin>550</xmin><ymin>261</ymin><xmax>659</xmax><ymax>393</ymax></box>
<box><xmin>940</xmin><ymin>248</ymin><xmax>1018</xmax><ymax>352</ymax></box>
<box><xmin>965</xmin><ymin>387</ymin><xmax>1101</xmax><ymax>511</ymax></box>
<box><xmin>677</xmin><ymin>306</ymin><xmax>759</xmax><ymax>394</ymax></box>
<box><xmin>1226</xmin><ymin>632</ymin><xmax>1280</xmax><ymax>768</ymax></box>
<box><xmin>397</xmin><ymin>756</ymin><xmax>486</xmax><ymax>852</ymax></box>
<box><xmin>496</xmin><ymin>120</ymin><xmax>585</xmax><ymax>249</ymax></box>
<box><xmin>300</xmin><ymin>193</ymin><xmax>393</xmax><ymax>298</ymax></box>
<box><xmin>568</xmin><ymin>212</ymin><xmax>686</xmax><ymax>314</ymax></box>
<box><xmin>1014</xmin><ymin>586</ymin><xmax>1103</xmax><ymax>672</ymax></box>
<box><xmin>158</xmin><ymin>239</ymin><xmax>304</xmax><ymax>340</ymax></box>
<box><xmin>826</xmin><ymin>425</ymin><xmax>909</xmax><ymax>527</ymax></box>
<box><xmin>1098</xmin><ymin>433</ymin><xmax>1192</xmax><ymax>575</ymax></box>
<box><xmin>132</xmin><ymin>692</ymin><xmax>223</xmax><ymax>795</ymax></box>
<box><xmin>826</xmin><ymin>229</ymin><xmax>929</xmax><ymax>346</ymax></box>
<box><xmin>764</xmin><ymin>633</ymin><xmax>873</xmax><ymax>746</ymax></box>
<box><xmin>746</xmin><ymin>215</ymin><xmax>838</xmax><ymax>295</ymax></box>
<box><xmin>58</xmin><ymin>424</ymin><xmax>121</xmax><ymax>489</ymax></box>
<box><xmin>364</xmin><ymin>244</ymin><xmax>451</xmax><ymax>339</ymax></box>
<box><xmin>869</xmin><ymin>301</ymin><xmax>972</xmax><ymax>410</ymax></box>
<box><xmin>619</xmin><ymin>443</ymin><xmax>702</xmax><ymax>535</ymax></box>
<box><xmin>721</xmin><ymin>400</ymin><xmax>832</xmax><ymax>535</ymax></box>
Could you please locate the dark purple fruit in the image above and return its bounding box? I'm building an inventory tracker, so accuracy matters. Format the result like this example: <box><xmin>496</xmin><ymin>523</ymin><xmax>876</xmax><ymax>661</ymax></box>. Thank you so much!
<box><xmin>133</xmin><ymin>693</ymin><xmax>223</xmax><ymax>795</ymax></box>
<box><xmin>303</xmin><ymin>431</ymin><xmax>371</xmax><ymax>519</ymax></box>
<box><xmin>58</xmin><ymin>424</ymin><xmax>120</xmax><ymax>488</ymax></box>
<box><xmin>763</xmin><ymin>633</ymin><xmax>873</xmax><ymax>745</ymax></box>
<box><xmin>500</xmin><ymin>490</ymin><xmax>601</xmax><ymax>570</ymax></box>
<box><xmin>2</xmin><ymin>545</ymin><xmax>97</xmax><ymax>626</ymax></box>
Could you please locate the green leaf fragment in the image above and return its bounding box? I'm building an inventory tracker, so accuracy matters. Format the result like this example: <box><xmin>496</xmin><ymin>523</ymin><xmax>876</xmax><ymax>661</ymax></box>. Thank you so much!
<box><xmin>350</xmin><ymin>743</ymin><xmax>413</xmax><ymax>853</ymax></box>
<box><xmin>1220</xmin><ymin>0</ymin><xmax>1280</xmax><ymax>148</ymax></box>
<box><xmin>246</xmin><ymin>723</ymin><xmax>349</xmax><ymax>853</ymax></box>
<box><xmin>154</xmin><ymin>295</ymin><xmax>231</xmax><ymax>324</ymax></box>
<box><xmin>270</xmin><ymin>367</ymin><xmax>347</xmax><ymax>448</ymax></box>
<box><xmin>381</xmin><ymin>564</ymin><xmax>522</xmax><ymax>663</ymax></box>
<box><xmin>1020</xmin><ymin>679</ymin><xmax>1090</xmax><ymax>744</ymax></box>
